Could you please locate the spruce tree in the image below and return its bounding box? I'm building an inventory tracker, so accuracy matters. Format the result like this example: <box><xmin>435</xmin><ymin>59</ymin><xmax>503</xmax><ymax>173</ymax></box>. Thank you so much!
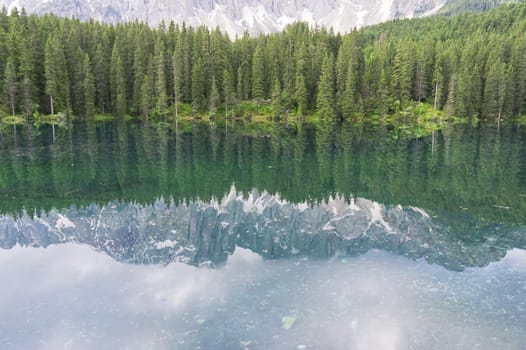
<box><xmin>251</xmin><ymin>42</ymin><xmax>266</xmax><ymax>100</ymax></box>
<box><xmin>83</xmin><ymin>54</ymin><xmax>96</xmax><ymax>117</ymax></box>
<box><xmin>316</xmin><ymin>53</ymin><xmax>335</xmax><ymax>118</ymax></box>
<box><xmin>483</xmin><ymin>59</ymin><xmax>508</xmax><ymax>123</ymax></box>
<box><xmin>140</xmin><ymin>60</ymin><xmax>155</xmax><ymax>117</ymax></box>
<box><xmin>511</xmin><ymin>36</ymin><xmax>526</xmax><ymax>116</ymax></box>
<box><xmin>271</xmin><ymin>77</ymin><xmax>282</xmax><ymax>119</ymax></box>
<box><xmin>155</xmin><ymin>37</ymin><xmax>167</xmax><ymax>115</ymax></box>
<box><xmin>192</xmin><ymin>57</ymin><xmax>206</xmax><ymax>113</ymax></box>
<box><xmin>223</xmin><ymin>68</ymin><xmax>234</xmax><ymax>117</ymax></box>
<box><xmin>115</xmin><ymin>56</ymin><xmax>127</xmax><ymax>117</ymax></box>
<box><xmin>209</xmin><ymin>75</ymin><xmax>219</xmax><ymax>117</ymax></box>
<box><xmin>173</xmin><ymin>45</ymin><xmax>183</xmax><ymax>116</ymax></box>
<box><xmin>391</xmin><ymin>41</ymin><xmax>413</xmax><ymax>106</ymax></box>
<box><xmin>4</xmin><ymin>57</ymin><xmax>17</xmax><ymax>116</ymax></box>
<box><xmin>44</xmin><ymin>34</ymin><xmax>69</xmax><ymax>115</ymax></box>
<box><xmin>93</xmin><ymin>40</ymin><xmax>111</xmax><ymax>114</ymax></box>
<box><xmin>341</xmin><ymin>59</ymin><xmax>356</xmax><ymax>119</ymax></box>
<box><xmin>295</xmin><ymin>70</ymin><xmax>307</xmax><ymax>118</ymax></box>
<box><xmin>19</xmin><ymin>37</ymin><xmax>34</xmax><ymax>117</ymax></box>
<box><xmin>237</xmin><ymin>61</ymin><xmax>250</xmax><ymax>101</ymax></box>
<box><xmin>376</xmin><ymin>68</ymin><xmax>389</xmax><ymax>117</ymax></box>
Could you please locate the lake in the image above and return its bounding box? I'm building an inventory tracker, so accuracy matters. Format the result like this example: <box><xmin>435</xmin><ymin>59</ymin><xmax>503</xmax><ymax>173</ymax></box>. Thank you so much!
<box><xmin>0</xmin><ymin>119</ymin><xmax>525</xmax><ymax>349</ymax></box>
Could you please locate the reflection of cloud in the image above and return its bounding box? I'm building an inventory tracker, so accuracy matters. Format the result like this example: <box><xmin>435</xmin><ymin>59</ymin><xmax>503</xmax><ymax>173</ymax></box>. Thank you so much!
<box><xmin>0</xmin><ymin>245</ymin><xmax>525</xmax><ymax>349</ymax></box>
<box><xmin>123</xmin><ymin>262</ymin><xmax>219</xmax><ymax>313</ymax></box>
<box><xmin>227</xmin><ymin>246</ymin><xmax>263</xmax><ymax>267</ymax></box>
<box><xmin>503</xmin><ymin>249</ymin><xmax>526</xmax><ymax>268</ymax></box>
<box><xmin>0</xmin><ymin>244</ymin><xmax>224</xmax><ymax>349</ymax></box>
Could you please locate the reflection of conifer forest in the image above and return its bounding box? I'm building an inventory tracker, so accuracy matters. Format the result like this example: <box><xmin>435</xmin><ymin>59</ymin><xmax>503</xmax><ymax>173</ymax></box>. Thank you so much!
<box><xmin>0</xmin><ymin>121</ymin><xmax>525</xmax><ymax>227</ymax></box>
<box><xmin>0</xmin><ymin>3</ymin><xmax>525</xmax><ymax>121</ymax></box>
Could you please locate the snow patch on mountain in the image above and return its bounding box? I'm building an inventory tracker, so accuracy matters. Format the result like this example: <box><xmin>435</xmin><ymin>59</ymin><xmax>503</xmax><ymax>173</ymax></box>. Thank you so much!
<box><xmin>0</xmin><ymin>0</ymin><xmax>447</xmax><ymax>36</ymax></box>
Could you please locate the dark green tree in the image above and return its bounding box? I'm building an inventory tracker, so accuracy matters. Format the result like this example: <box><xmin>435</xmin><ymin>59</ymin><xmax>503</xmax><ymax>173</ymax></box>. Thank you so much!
<box><xmin>271</xmin><ymin>77</ymin><xmax>282</xmax><ymax>119</ymax></box>
<box><xmin>155</xmin><ymin>37</ymin><xmax>167</xmax><ymax>115</ymax></box>
<box><xmin>192</xmin><ymin>57</ymin><xmax>206</xmax><ymax>113</ymax></box>
<box><xmin>316</xmin><ymin>53</ymin><xmax>335</xmax><ymax>118</ymax></box>
<box><xmin>4</xmin><ymin>57</ymin><xmax>17</xmax><ymax>116</ymax></box>
<box><xmin>251</xmin><ymin>42</ymin><xmax>266</xmax><ymax>100</ymax></box>
<box><xmin>209</xmin><ymin>75</ymin><xmax>219</xmax><ymax>116</ymax></box>
<box><xmin>223</xmin><ymin>68</ymin><xmax>234</xmax><ymax>118</ymax></box>
<box><xmin>83</xmin><ymin>54</ymin><xmax>96</xmax><ymax>117</ymax></box>
<box><xmin>483</xmin><ymin>59</ymin><xmax>509</xmax><ymax>123</ymax></box>
<box><xmin>44</xmin><ymin>33</ymin><xmax>69</xmax><ymax>115</ymax></box>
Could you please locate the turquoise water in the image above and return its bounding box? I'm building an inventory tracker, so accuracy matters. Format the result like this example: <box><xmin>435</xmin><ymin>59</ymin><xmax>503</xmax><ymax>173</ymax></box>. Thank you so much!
<box><xmin>0</xmin><ymin>120</ymin><xmax>525</xmax><ymax>349</ymax></box>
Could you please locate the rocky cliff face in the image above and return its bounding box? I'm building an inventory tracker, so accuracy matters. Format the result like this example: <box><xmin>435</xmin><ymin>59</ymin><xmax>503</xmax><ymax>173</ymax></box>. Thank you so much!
<box><xmin>0</xmin><ymin>0</ymin><xmax>446</xmax><ymax>36</ymax></box>
<box><xmin>1</xmin><ymin>187</ymin><xmax>524</xmax><ymax>271</ymax></box>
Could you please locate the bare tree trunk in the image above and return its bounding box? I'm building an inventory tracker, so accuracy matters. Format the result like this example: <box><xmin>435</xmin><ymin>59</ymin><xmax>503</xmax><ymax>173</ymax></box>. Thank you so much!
<box><xmin>50</xmin><ymin>95</ymin><xmax>54</xmax><ymax>115</ymax></box>
<box><xmin>434</xmin><ymin>80</ymin><xmax>439</xmax><ymax>110</ymax></box>
<box><xmin>173</xmin><ymin>78</ymin><xmax>179</xmax><ymax>129</ymax></box>
<box><xmin>431</xmin><ymin>130</ymin><xmax>435</xmax><ymax>156</ymax></box>
<box><xmin>10</xmin><ymin>96</ymin><xmax>15</xmax><ymax>117</ymax></box>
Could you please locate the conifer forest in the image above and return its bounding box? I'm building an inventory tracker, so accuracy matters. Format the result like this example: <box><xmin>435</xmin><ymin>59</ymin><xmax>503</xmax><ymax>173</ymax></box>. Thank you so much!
<box><xmin>0</xmin><ymin>3</ymin><xmax>526</xmax><ymax>122</ymax></box>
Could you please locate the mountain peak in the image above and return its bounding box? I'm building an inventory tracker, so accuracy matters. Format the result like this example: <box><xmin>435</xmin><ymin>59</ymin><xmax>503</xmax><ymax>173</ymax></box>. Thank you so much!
<box><xmin>0</xmin><ymin>0</ymin><xmax>447</xmax><ymax>36</ymax></box>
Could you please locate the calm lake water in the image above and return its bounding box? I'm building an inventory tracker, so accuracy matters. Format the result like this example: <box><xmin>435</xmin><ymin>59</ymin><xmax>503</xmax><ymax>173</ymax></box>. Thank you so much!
<box><xmin>0</xmin><ymin>120</ymin><xmax>525</xmax><ymax>349</ymax></box>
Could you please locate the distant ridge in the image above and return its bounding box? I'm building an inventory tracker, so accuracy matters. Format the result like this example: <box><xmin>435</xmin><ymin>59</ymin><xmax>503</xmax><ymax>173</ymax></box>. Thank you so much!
<box><xmin>0</xmin><ymin>0</ymin><xmax>447</xmax><ymax>36</ymax></box>
<box><xmin>437</xmin><ymin>0</ymin><xmax>522</xmax><ymax>16</ymax></box>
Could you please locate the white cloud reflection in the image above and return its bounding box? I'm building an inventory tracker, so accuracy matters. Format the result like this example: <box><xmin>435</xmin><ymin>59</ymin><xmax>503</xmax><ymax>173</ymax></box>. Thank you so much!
<box><xmin>0</xmin><ymin>245</ymin><xmax>524</xmax><ymax>349</ymax></box>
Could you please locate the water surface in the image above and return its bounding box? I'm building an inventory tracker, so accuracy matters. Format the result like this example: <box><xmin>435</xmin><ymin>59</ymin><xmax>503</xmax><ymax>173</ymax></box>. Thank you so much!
<box><xmin>0</xmin><ymin>120</ymin><xmax>525</xmax><ymax>349</ymax></box>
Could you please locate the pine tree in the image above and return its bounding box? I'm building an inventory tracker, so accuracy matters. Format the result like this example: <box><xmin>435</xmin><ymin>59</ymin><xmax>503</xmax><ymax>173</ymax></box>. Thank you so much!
<box><xmin>316</xmin><ymin>53</ymin><xmax>335</xmax><ymax>118</ymax></box>
<box><xmin>282</xmin><ymin>39</ymin><xmax>295</xmax><ymax>99</ymax></box>
<box><xmin>295</xmin><ymin>69</ymin><xmax>308</xmax><ymax>118</ymax></box>
<box><xmin>132</xmin><ymin>32</ymin><xmax>148</xmax><ymax>115</ymax></box>
<box><xmin>335</xmin><ymin>41</ymin><xmax>350</xmax><ymax>117</ymax></box>
<box><xmin>44</xmin><ymin>33</ymin><xmax>69</xmax><ymax>115</ymax></box>
<box><xmin>483</xmin><ymin>59</ymin><xmax>508</xmax><ymax>123</ymax></box>
<box><xmin>71</xmin><ymin>48</ymin><xmax>86</xmax><ymax>117</ymax></box>
<box><xmin>109</xmin><ymin>40</ymin><xmax>128</xmax><ymax>117</ymax></box>
<box><xmin>209</xmin><ymin>75</ymin><xmax>219</xmax><ymax>117</ymax></box>
<box><xmin>140</xmin><ymin>60</ymin><xmax>155</xmax><ymax>117</ymax></box>
<box><xmin>181</xmin><ymin>26</ymin><xmax>193</xmax><ymax>103</ymax></box>
<box><xmin>155</xmin><ymin>37</ymin><xmax>167</xmax><ymax>115</ymax></box>
<box><xmin>93</xmin><ymin>41</ymin><xmax>111</xmax><ymax>114</ymax></box>
<box><xmin>391</xmin><ymin>41</ymin><xmax>414</xmax><ymax>106</ymax></box>
<box><xmin>19</xmin><ymin>37</ymin><xmax>34</xmax><ymax>117</ymax></box>
<box><xmin>432</xmin><ymin>61</ymin><xmax>443</xmax><ymax>110</ymax></box>
<box><xmin>4</xmin><ymin>57</ymin><xmax>17</xmax><ymax>116</ymax></box>
<box><xmin>294</xmin><ymin>42</ymin><xmax>311</xmax><ymax>112</ymax></box>
<box><xmin>511</xmin><ymin>36</ymin><xmax>526</xmax><ymax>116</ymax></box>
<box><xmin>445</xmin><ymin>73</ymin><xmax>462</xmax><ymax>117</ymax></box>
<box><xmin>192</xmin><ymin>57</ymin><xmax>206</xmax><ymax>113</ymax></box>
<box><xmin>271</xmin><ymin>77</ymin><xmax>282</xmax><ymax>119</ymax></box>
<box><xmin>237</xmin><ymin>61</ymin><xmax>250</xmax><ymax>101</ymax></box>
<box><xmin>251</xmin><ymin>42</ymin><xmax>266</xmax><ymax>100</ymax></box>
<box><xmin>377</xmin><ymin>68</ymin><xmax>389</xmax><ymax>117</ymax></box>
<box><xmin>115</xmin><ymin>56</ymin><xmax>127</xmax><ymax>117</ymax></box>
<box><xmin>223</xmin><ymin>68</ymin><xmax>234</xmax><ymax>117</ymax></box>
<box><xmin>83</xmin><ymin>54</ymin><xmax>96</xmax><ymax>117</ymax></box>
<box><xmin>341</xmin><ymin>59</ymin><xmax>356</xmax><ymax>119</ymax></box>
<box><xmin>173</xmin><ymin>43</ymin><xmax>183</xmax><ymax>117</ymax></box>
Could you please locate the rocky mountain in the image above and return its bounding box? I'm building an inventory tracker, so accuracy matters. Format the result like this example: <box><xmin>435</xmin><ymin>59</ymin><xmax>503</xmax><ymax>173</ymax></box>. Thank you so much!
<box><xmin>1</xmin><ymin>187</ymin><xmax>524</xmax><ymax>271</ymax></box>
<box><xmin>0</xmin><ymin>0</ymin><xmax>447</xmax><ymax>36</ymax></box>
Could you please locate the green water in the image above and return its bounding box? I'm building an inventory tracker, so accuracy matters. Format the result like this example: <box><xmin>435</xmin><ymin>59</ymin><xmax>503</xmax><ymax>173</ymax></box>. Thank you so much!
<box><xmin>0</xmin><ymin>120</ymin><xmax>525</xmax><ymax>349</ymax></box>
<box><xmin>2</xmin><ymin>121</ymin><xmax>525</xmax><ymax>222</ymax></box>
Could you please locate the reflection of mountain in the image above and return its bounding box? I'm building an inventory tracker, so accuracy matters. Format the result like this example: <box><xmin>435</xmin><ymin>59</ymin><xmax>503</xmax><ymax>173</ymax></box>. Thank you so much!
<box><xmin>1</xmin><ymin>121</ymin><xmax>526</xmax><ymax>271</ymax></box>
<box><xmin>1</xmin><ymin>187</ymin><xmax>524</xmax><ymax>271</ymax></box>
<box><xmin>1</xmin><ymin>121</ymin><xmax>525</xmax><ymax>225</ymax></box>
